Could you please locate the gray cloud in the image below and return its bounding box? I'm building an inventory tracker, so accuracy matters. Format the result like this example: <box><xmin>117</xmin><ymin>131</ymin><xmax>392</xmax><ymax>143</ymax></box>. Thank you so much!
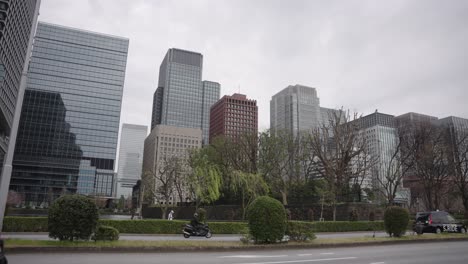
<box><xmin>39</xmin><ymin>0</ymin><xmax>468</xmax><ymax>131</ymax></box>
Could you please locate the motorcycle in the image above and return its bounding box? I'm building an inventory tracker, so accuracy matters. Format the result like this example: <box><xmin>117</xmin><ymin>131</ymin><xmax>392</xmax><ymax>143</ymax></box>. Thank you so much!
<box><xmin>182</xmin><ymin>224</ymin><xmax>212</xmax><ymax>238</ymax></box>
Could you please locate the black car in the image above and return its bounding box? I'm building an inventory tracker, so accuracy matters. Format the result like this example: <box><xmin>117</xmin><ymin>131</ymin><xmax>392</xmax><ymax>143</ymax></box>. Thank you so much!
<box><xmin>413</xmin><ymin>211</ymin><xmax>467</xmax><ymax>234</ymax></box>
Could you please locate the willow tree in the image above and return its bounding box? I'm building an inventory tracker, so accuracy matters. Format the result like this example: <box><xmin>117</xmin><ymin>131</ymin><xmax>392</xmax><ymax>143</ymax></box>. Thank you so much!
<box><xmin>231</xmin><ymin>170</ymin><xmax>269</xmax><ymax>219</ymax></box>
<box><xmin>188</xmin><ymin>148</ymin><xmax>222</xmax><ymax>208</ymax></box>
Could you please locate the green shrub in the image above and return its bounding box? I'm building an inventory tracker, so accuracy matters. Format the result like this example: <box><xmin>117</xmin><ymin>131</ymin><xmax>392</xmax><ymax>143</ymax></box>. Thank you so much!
<box><xmin>349</xmin><ymin>209</ymin><xmax>359</xmax><ymax>221</ymax></box>
<box><xmin>384</xmin><ymin>206</ymin><xmax>409</xmax><ymax>237</ymax></box>
<box><xmin>196</xmin><ymin>208</ymin><xmax>207</xmax><ymax>223</ymax></box>
<box><xmin>247</xmin><ymin>196</ymin><xmax>287</xmax><ymax>244</ymax></box>
<box><xmin>2</xmin><ymin>217</ymin><xmax>48</xmax><ymax>232</ymax></box>
<box><xmin>286</xmin><ymin>221</ymin><xmax>316</xmax><ymax>242</ymax></box>
<box><xmin>48</xmin><ymin>195</ymin><xmax>99</xmax><ymax>241</ymax></box>
<box><xmin>93</xmin><ymin>225</ymin><xmax>119</xmax><ymax>241</ymax></box>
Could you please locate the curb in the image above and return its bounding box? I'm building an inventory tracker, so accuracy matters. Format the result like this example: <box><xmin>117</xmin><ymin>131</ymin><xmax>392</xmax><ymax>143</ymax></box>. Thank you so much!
<box><xmin>5</xmin><ymin>237</ymin><xmax>468</xmax><ymax>254</ymax></box>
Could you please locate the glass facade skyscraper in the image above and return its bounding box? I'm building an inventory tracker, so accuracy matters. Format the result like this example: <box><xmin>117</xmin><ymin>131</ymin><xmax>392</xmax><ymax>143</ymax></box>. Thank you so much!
<box><xmin>150</xmin><ymin>48</ymin><xmax>220</xmax><ymax>144</ymax></box>
<box><xmin>116</xmin><ymin>123</ymin><xmax>147</xmax><ymax>198</ymax></box>
<box><xmin>159</xmin><ymin>49</ymin><xmax>203</xmax><ymax>128</ymax></box>
<box><xmin>0</xmin><ymin>0</ymin><xmax>40</xmax><ymax>170</ymax></box>
<box><xmin>10</xmin><ymin>22</ymin><xmax>129</xmax><ymax>204</ymax></box>
<box><xmin>201</xmin><ymin>81</ymin><xmax>220</xmax><ymax>144</ymax></box>
<box><xmin>270</xmin><ymin>85</ymin><xmax>338</xmax><ymax>136</ymax></box>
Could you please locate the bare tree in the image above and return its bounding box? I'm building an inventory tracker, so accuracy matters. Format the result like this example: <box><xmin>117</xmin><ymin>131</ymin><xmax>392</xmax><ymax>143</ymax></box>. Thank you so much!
<box><xmin>143</xmin><ymin>155</ymin><xmax>182</xmax><ymax>219</ymax></box>
<box><xmin>309</xmin><ymin>109</ymin><xmax>373</xmax><ymax>221</ymax></box>
<box><xmin>258</xmin><ymin>130</ymin><xmax>303</xmax><ymax>206</ymax></box>
<box><xmin>448</xmin><ymin>127</ymin><xmax>468</xmax><ymax>215</ymax></box>
<box><xmin>376</xmin><ymin>130</ymin><xmax>414</xmax><ymax>206</ymax></box>
<box><xmin>411</xmin><ymin>123</ymin><xmax>451</xmax><ymax>211</ymax></box>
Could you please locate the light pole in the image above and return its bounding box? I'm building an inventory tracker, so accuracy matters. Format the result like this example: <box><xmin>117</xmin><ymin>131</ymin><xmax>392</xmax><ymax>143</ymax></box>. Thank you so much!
<box><xmin>0</xmin><ymin>1</ymin><xmax>41</xmax><ymax>231</ymax></box>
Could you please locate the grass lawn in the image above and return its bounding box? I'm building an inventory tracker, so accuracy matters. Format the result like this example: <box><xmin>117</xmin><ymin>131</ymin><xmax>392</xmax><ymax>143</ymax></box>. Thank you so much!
<box><xmin>4</xmin><ymin>233</ymin><xmax>468</xmax><ymax>250</ymax></box>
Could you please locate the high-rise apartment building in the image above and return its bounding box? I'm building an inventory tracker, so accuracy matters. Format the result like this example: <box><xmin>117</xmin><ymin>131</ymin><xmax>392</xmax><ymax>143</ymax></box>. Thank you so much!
<box><xmin>10</xmin><ymin>22</ymin><xmax>129</xmax><ymax>204</ymax></box>
<box><xmin>116</xmin><ymin>124</ymin><xmax>147</xmax><ymax>198</ymax></box>
<box><xmin>0</xmin><ymin>0</ymin><xmax>40</xmax><ymax>170</ymax></box>
<box><xmin>150</xmin><ymin>48</ymin><xmax>220</xmax><ymax>144</ymax></box>
<box><xmin>270</xmin><ymin>85</ymin><xmax>338</xmax><ymax>136</ymax></box>
<box><xmin>143</xmin><ymin>125</ymin><xmax>202</xmax><ymax>204</ymax></box>
<box><xmin>209</xmin><ymin>93</ymin><xmax>258</xmax><ymax>142</ymax></box>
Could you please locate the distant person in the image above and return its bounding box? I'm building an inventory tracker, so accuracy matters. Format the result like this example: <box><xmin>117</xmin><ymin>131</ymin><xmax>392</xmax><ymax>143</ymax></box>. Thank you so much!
<box><xmin>168</xmin><ymin>210</ymin><xmax>174</xmax><ymax>220</ymax></box>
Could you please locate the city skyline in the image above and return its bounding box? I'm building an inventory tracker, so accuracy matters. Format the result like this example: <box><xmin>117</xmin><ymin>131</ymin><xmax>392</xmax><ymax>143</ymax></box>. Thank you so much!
<box><xmin>38</xmin><ymin>0</ymin><xmax>468</xmax><ymax>132</ymax></box>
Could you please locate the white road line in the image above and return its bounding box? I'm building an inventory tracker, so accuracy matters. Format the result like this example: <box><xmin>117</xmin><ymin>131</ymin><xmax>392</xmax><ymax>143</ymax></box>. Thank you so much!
<box><xmin>297</xmin><ymin>254</ymin><xmax>314</xmax><ymax>256</ymax></box>
<box><xmin>370</xmin><ymin>262</ymin><xmax>385</xmax><ymax>264</ymax></box>
<box><xmin>237</xmin><ymin>256</ymin><xmax>357</xmax><ymax>264</ymax></box>
<box><xmin>320</xmin><ymin>253</ymin><xmax>335</xmax><ymax>255</ymax></box>
<box><xmin>218</xmin><ymin>255</ymin><xmax>288</xmax><ymax>258</ymax></box>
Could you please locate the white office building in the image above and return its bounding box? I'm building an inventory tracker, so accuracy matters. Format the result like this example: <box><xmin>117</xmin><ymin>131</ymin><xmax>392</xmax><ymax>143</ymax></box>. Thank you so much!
<box><xmin>116</xmin><ymin>124</ymin><xmax>148</xmax><ymax>198</ymax></box>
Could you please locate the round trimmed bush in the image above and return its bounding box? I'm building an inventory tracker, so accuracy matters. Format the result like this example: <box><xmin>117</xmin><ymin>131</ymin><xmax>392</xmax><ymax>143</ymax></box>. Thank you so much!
<box><xmin>48</xmin><ymin>195</ymin><xmax>99</xmax><ymax>241</ymax></box>
<box><xmin>93</xmin><ymin>225</ymin><xmax>119</xmax><ymax>241</ymax></box>
<box><xmin>247</xmin><ymin>196</ymin><xmax>287</xmax><ymax>243</ymax></box>
<box><xmin>384</xmin><ymin>206</ymin><xmax>409</xmax><ymax>237</ymax></box>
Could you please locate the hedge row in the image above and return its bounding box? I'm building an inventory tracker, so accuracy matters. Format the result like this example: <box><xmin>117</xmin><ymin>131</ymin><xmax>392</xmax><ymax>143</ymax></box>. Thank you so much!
<box><xmin>3</xmin><ymin>217</ymin><xmax>415</xmax><ymax>234</ymax></box>
<box><xmin>2</xmin><ymin>217</ymin><xmax>247</xmax><ymax>234</ymax></box>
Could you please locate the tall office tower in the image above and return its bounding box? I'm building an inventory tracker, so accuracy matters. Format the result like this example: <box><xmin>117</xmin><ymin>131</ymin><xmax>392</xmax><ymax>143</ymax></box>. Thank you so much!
<box><xmin>351</xmin><ymin>112</ymin><xmax>401</xmax><ymax>193</ymax></box>
<box><xmin>270</xmin><ymin>84</ymin><xmax>338</xmax><ymax>136</ymax></box>
<box><xmin>158</xmin><ymin>48</ymin><xmax>203</xmax><ymax>128</ymax></box>
<box><xmin>150</xmin><ymin>48</ymin><xmax>220</xmax><ymax>144</ymax></box>
<box><xmin>10</xmin><ymin>22</ymin><xmax>129</xmax><ymax>204</ymax></box>
<box><xmin>151</xmin><ymin>87</ymin><xmax>163</xmax><ymax>130</ymax></box>
<box><xmin>201</xmin><ymin>81</ymin><xmax>220</xmax><ymax>144</ymax></box>
<box><xmin>0</xmin><ymin>0</ymin><xmax>40</xmax><ymax>170</ymax></box>
<box><xmin>116</xmin><ymin>124</ymin><xmax>147</xmax><ymax>198</ymax></box>
<box><xmin>209</xmin><ymin>93</ymin><xmax>258</xmax><ymax>142</ymax></box>
<box><xmin>143</xmin><ymin>125</ymin><xmax>202</xmax><ymax>204</ymax></box>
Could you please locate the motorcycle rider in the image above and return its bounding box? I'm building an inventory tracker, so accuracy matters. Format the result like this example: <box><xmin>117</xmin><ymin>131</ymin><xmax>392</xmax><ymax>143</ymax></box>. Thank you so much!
<box><xmin>190</xmin><ymin>213</ymin><xmax>203</xmax><ymax>235</ymax></box>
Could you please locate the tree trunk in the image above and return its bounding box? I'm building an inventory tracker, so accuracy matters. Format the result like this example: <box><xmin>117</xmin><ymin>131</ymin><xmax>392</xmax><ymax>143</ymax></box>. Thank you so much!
<box><xmin>281</xmin><ymin>190</ymin><xmax>288</xmax><ymax>206</ymax></box>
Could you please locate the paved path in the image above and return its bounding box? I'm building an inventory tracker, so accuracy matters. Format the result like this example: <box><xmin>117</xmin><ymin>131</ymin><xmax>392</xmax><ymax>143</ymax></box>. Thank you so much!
<box><xmin>5</xmin><ymin>240</ymin><xmax>468</xmax><ymax>264</ymax></box>
<box><xmin>2</xmin><ymin>231</ymin><xmax>404</xmax><ymax>241</ymax></box>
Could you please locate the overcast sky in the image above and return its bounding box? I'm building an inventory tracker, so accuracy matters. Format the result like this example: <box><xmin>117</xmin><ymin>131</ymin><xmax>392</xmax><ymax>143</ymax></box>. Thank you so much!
<box><xmin>39</xmin><ymin>0</ymin><xmax>468</xmax><ymax>132</ymax></box>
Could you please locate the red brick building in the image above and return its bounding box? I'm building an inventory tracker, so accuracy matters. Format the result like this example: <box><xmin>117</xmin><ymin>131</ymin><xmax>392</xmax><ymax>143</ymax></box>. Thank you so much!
<box><xmin>209</xmin><ymin>93</ymin><xmax>258</xmax><ymax>143</ymax></box>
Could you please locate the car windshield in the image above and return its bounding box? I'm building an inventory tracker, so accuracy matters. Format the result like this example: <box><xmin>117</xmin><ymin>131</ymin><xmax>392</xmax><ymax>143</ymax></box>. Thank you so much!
<box><xmin>416</xmin><ymin>213</ymin><xmax>429</xmax><ymax>222</ymax></box>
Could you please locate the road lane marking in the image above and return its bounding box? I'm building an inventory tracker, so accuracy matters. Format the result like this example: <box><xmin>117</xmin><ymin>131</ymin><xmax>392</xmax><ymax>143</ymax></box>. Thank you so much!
<box><xmin>237</xmin><ymin>256</ymin><xmax>357</xmax><ymax>264</ymax></box>
<box><xmin>219</xmin><ymin>255</ymin><xmax>288</xmax><ymax>258</ymax></box>
<box><xmin>370</xmin><ymin>262</ymin><xmax>385</xmax><ymax>264</ymax></box>
<box><xmin>297</xmin><ymin>254</ymin><xmax>313</xmax><ymax>256</ymax></box>
<box><xmin>320</xmin><ymin>253</ymin><xmax>335</xmax><ymax>255</ymax></box>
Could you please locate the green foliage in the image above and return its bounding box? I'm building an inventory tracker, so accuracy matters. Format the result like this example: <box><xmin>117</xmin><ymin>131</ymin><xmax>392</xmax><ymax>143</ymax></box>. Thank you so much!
<box><xmin>247</xmin><ymin>196</ymin><xmax>287</xmax><ymax>243</ymax></box>
<box><xmin>2</xmin><ymin>217</ymin><xmax>48</xmax><ymax>232</ymax></box>
<box><xmin>3</xmin><ymin>217</ymin><xmax>415</xmax><ymax>234</ymax></box>
<box><xmin>196</xmin><ymin>208</ymin><xmax>207</xmax><ymax>223</ymax></box>
<box><xmin>93</xmin><ymin>225</ymin><xmax>119</xmax><ymax>241</ymax></box>
<box><xmin>48</xmin><ymin>195</ymin><xmax>99</xmax><ymax>241</ymax></box>
<box><xmin>189</xmin><ymin>149</ymin><xmax>222</xmax><ymax>207</ymax></box>
<box><xmin>286</xmin><ymin>221</ymin><xmax>316</xmax><ymax>242</ymax></box>
<box><xmin>384</xmin><ymin>206</ymin><xmax>409</xmax><ymax>237</ymax></box>
<box><xmin>231</xmin><ymin>170</ymin><xmax>269</xmax><ymax>219</ymax></box>
<box><xmin>349</xmin><ymin>209</ymin><xmax>359</xmax><ymax>221</ymax></box>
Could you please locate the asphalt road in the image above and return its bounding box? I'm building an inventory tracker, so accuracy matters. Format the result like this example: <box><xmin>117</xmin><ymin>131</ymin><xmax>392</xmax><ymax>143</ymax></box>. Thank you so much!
<box><xmin>2</xmin><ymin>231</ymin><xmax>403</xmax><ymax>241</ymax></box>
<box><xmin>6</xmin><ymin>240</ymin><xmax>468</xmax><ymax>264</ymax></box>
